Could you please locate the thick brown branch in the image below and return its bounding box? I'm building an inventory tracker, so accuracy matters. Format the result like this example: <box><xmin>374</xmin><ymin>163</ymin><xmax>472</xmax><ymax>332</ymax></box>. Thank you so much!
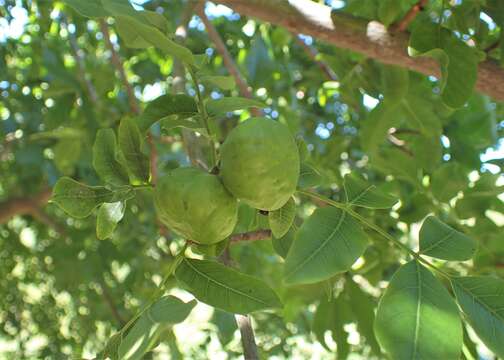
<box><xmin>215</xmin><ymin>0</ymin><xmax>504</xmax><ymax>102</ymax></box>
<box><xmin>0</xmin><ymin>189</ymin><xmax>52</xmax><ymax>224</ymax></box>
<box><xmin>230</xmin><ymin>229</ymin><xmax>272</xmax><ymax>243</ymax></box>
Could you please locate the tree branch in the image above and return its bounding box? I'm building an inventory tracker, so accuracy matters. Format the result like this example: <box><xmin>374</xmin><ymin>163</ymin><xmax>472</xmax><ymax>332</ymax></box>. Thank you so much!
<box><xmin>218</xmin><ymin>238</ymin><xmax>261</xmax><ymax>359</ymax></box>
<box><xmin>215</xmin><ymin>0</ymin><xmax>504</xmax><ymax>102</ymax></box>
<box><xmin>173</xmin><ymin>1</ymin><xmax>207</xmax><ymax>167</ymax></box>
<box><xmin>235</xmin><ymin>314</ymin><xmax>260</xmax><ymax>360</ymax></box>
<box><xmin>99</xmin><ymin>279</ymin><xmax>126</xmax><ymax>327</ymax></box>
<box><xmin>0</xmin><ymin>189</ymin><xmax>52</xmax><ymax>224</ymax></box>
<box><xmin>198</xmin><ymin>5</ymin><xmax>253</xmax><ymax>98</ymax></box>
<box><xmin>230</xmin><ymin>229</ymin><xmax>272</xmax><ymax>243</ymax></box>
<box><xmin>99</xmin><ymin>19</ymin><xmax>140</xmax><ymax>115</ymax></box>
<box><xmin>60</xmin><ymin>14</ymin><xmax>98</xmax><ymax>103</ymax></box>
<box><xmin>293</xmin><ymin>35</ymin><xmax>337</xmax><ymax>81</ymax></box>
<box><xmin>391</xmin><ymin>0</ymin><xmax>428</xmax><ymax>32</ymax></box>
<box><xmin>197</xmin><ymin>3</ymin><xmax>262</xmax><ymax>116</ymax></box>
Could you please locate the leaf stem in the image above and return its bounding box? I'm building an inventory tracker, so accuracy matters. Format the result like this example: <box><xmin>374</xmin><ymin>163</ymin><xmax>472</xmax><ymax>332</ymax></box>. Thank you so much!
<box><xmin>117</xmin><ymin>244</ymin><xmax>187</xmax><ymax>336</ymax></box>
<box><xmin>297</xmin><ymin>190</ymin><xmax>451</xmax><ymax>279</ymax></box>
<box><xmin>131</xmin><ymin>184</ymin><xmax>154</xmax><ymax>190</ymax></box>
<box><xmin>188</xmin><ymin>67</ymin><xmax>217</xmax><ymax>168</ymax></box>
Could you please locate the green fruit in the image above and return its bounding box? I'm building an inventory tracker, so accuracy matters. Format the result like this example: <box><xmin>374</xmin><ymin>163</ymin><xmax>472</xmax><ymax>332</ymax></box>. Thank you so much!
<box><xmin>220</xmin><ymin>117</ymin><xmax>300</xmax><ymax>211</ymax></box>
<box><xmin>154</xmin><ymin>167</ymin><xmax>238</xmax><ymax>244</ymax></box>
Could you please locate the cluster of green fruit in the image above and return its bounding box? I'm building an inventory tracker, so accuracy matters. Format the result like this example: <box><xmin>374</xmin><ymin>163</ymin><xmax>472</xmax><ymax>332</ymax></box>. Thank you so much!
<box><xmin>154</xmin><ymin>117</ymin><xmax>300</xmax><ymax>245</ymax></box>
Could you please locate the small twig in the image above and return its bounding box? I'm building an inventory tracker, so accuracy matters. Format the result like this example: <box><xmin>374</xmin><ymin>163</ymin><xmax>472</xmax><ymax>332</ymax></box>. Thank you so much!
<box><xmin>30</xmin><ymin>207</ymin><xmax>67</xmax><ymax>236</ymax></box>
<box><xmin>387</xmin><ymin>133</ymin><xmax>414</xmax><ymax>156</ymax></box>
<box><xmin>99</xmin><ymin>19</ymin><xmax>140</xmax><ymax>115</ymax></box>
<box><xmin>188</xmin><ymin>67</ymin><xmax>218</xmax><ymax>167</ymax></box>
<box><xmin>60</xmin><ymin>14</ymin><xmax>98</xmax><ymax>103</ymax></box>
<box><xmin>173</xmin><ymin>1</ymin><xmax>205</xmax><ymax>167</ymax></box>
<box><xmin>230</xmin><ymin>230</ymin><xmax>272</xmax><ymax>243</ymax></box>
<box><xmin>293</xmin><ymin>35</ymin><xmax>338</xmax><ymax>81</ymax></box>
<box><xmin>198</xmin><ymin>5</ymin><xmax>253</xmax><ymax>99</ymax></box>
<box><xmin>197</xmin><ymin>3</ymin><xmax>262</xmax><ymax>116</ymax></box>
<box><xmin>99</xmin><ymin>279</ymin><xmax>126</xmax><ymax>327</ymax></box>
<box><xmin>147</xmin><ymin>135</ymin><xmax>159</xmax><ymax>184</ymax></box>
<box><xmin>484</xmin><ymin>40</ymin><xmax>500</xmax><ymax>53</ymax></box>
<box><xmin>389</xmin><ymin>127</ymin><xmax>421</xmax><ymax>136</ymax></box>
<box><xmin>391</xmin><ymin>0</ymin><xmax>428</xmax><ymax>32</ymax></box>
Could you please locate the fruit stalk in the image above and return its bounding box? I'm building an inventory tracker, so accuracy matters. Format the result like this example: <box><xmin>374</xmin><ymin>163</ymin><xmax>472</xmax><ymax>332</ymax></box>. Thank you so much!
<box><xmin>188</xmin><ymin>67</ymin><xmax>218</xmax><ymax>168</ymax></box>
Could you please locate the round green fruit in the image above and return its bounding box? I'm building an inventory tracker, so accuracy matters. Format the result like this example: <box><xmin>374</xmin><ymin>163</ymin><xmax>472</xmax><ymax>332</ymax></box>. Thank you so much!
<box><xmin>220</xmin><ymin>117</ymin><xmax>300</xmax><ymax>211</ymax></box>
<box><xmin>154</xmin><ymin>167</ymin><xmax>238</xmax><ymax>244</ymax></box>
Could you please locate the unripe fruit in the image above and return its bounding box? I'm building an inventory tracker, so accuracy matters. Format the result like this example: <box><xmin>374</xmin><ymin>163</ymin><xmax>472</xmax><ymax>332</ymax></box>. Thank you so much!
<box><xmin>220</xmin><ymin>117</ymin><xmax>300</xmax><ymax>211</ymax></box>
<box><xmin>154</xmin><ymin>167</ymin><xmax>238</xmax><ymax>244</ymax></box>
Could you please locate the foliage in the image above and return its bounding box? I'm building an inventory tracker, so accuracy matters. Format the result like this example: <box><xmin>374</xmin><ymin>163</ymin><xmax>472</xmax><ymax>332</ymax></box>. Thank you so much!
<box><xmin>0</xmin><ymin>0</ymin><xmax>503</xmax><ymax>359</ymax></box>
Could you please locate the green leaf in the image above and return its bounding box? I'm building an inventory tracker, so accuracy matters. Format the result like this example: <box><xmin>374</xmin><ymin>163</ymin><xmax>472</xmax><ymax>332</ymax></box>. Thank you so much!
<box><xmin>419</xmin><ymin>216</ymin><xmax>477</xmax><ymax>261</ymax></box>
<box><xmin>381</xmin><ymin>65</ymin><xmax>409</xmax><ymax>103</ymax></box>
<box><xmin>332</xmin><ymin>294</ymin><xmax>351</xmax><ymax>359</ymax></box>
<box><xmin>372</xmin><ymin>148</ymin><xmax>420</xmax><ymax>186</ymax></box>
<box><xmin>51</xmin><ymin>177</ymin><xmax>114</xmax><ymax>218</ymax></box>
<box><xmin>272</xmin><ymin>227</ymin><xmax>295</xmax><ymax>259</ymax></box>
<box><xmin>30</xmin><ymin>127</ymin><xmax>85</xmax><ymax>141</ymax></box>
<box><xmin>101</xmin><ymin>0</ymin><xmax>194</xmax><ymax>65</ymax></box>
<box><xmin>343</xmin><ymin>173</ymin><xmax>397</xmax><ymax>209</ymax></box>
<box><xmin>296</xmin><ymin>137</ymin><xmax>309</xmax><ymax>162</ymax></box>
<box><xmin>312</xmin><ymin>294</ymin><xmax>351</xmax><ymax>357</ymax></box>
<box><xmin>99</xmin><ymin>332</ymin><xmax>121</xmax><ymax>360</ymax></box>
<box><xmin>139</xmin><ymin>94</ymin><xmax>198</xmax><ymax>132</ymax></box>
<box><xmin>360</xmin><ymin>101</ymin><xmax>401</xmax><ymax>154</ymax></box>
<box><xmin>118</xmin><ymin>117</ymin><xmax>150</xmax><ymax>185</ymax></box>
<box><xmin>409</xmin><ymin>18</ymin><xmax>480</xmax><ymax>108</ymax></box>
<box><xmin>312</xmin><ymin>297</ymin><xmax>336</xmax><ymax>351</ymax></box>
<box><xmin>431</xmin><ymin>162</ymin><xmax>467</xmax><ymax>202</ymax></box>
<box><xmin>374</xmin><ymin>261</ymin><xmax>463</xmax><ymax>360</ymax></box>
<box><xmin>53</xmin><ymin>138</ymin><xmax>82</xmax><ymax>175</ymax></box>
<box><xmin>118</xmin><ymin>296</ymin><xmax>196</xmax><ymax>360</ymax></box>
<box><xmin>175</xmin><ymin>258</ymin><xmax>282</xmax><ymax>314</ymax></box>
<box><xmin>451</xmin><ymin>276</ymin><xmax>504</xmax><ymax>358</ymax></box>
<box><xmin>212</xmin><ymin>310</ymin><xmax>237</xmax><ymax>346</ymax></box>
<box><xmin>269</xmin><ymin>197</ymin><xmax>296</xmax><ymax>238</ymax></box>
<box><xmin>200</xmin><ymin>75</ymin><xmax>235</xmax><ymax>90</ymax></box>
<box><xmin>346</xmin><ymin>280</ymin><xmax>381</xmax><ymax>356</ymax></box>
<box><xmin>93</xmin><ymin>129</ymin><xmax>129</xmax><ymax>186</ymax></box>
<box><xmin>297</xmin><ymin>163</ymin><xmax>322</xmax><ymax>189</ymax></box>
<box><xmin>63</xmin><ymin>0</ymin><xmax>109</xmax><ymax>17</ymax></box>
<box><xmin>96</xmin><ymin>201</ymin><xmax>125</xmax><ymax>240</ymax></box>
<box><xmin>205</xmin><ymin>97</ymin><xmax>265</xmax><ymax>117</ymax></box>
<box><xmin>148</xmin><ymin>295</ymin><xmax>197</xmax><ymax>323</ymax></box>
<box><xmin>378</xmin><ymin>0</ymin><xmax>402</xmax><ymax>26</ymax></box>
<box><xmin>120</xmin><ymin>16</ymin><xmax>194</xmax><ymax>64</ymax></box>
<box><xmin>284</xmin><ymin>207</ymin><xmax>369</xmax><ymax>285</ymax></box>
<box><xmin>161</xmin><ymin>117</ymin><xmax>204</xmax><ymax>132</ymax></box>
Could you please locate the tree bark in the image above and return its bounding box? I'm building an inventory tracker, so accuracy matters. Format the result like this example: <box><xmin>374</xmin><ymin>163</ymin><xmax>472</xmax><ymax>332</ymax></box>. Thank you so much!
<box><xmin>215</xmin><ymin>0</ymin><xmax>504</xmax><ymax>102</ymax></box>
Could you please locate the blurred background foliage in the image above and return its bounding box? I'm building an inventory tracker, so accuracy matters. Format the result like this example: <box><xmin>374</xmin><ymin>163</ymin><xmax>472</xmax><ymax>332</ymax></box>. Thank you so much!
<box><xmin>0</xmin><ymin>0</ymin><xmax>503</xmax><ymax>358</ymax></box>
